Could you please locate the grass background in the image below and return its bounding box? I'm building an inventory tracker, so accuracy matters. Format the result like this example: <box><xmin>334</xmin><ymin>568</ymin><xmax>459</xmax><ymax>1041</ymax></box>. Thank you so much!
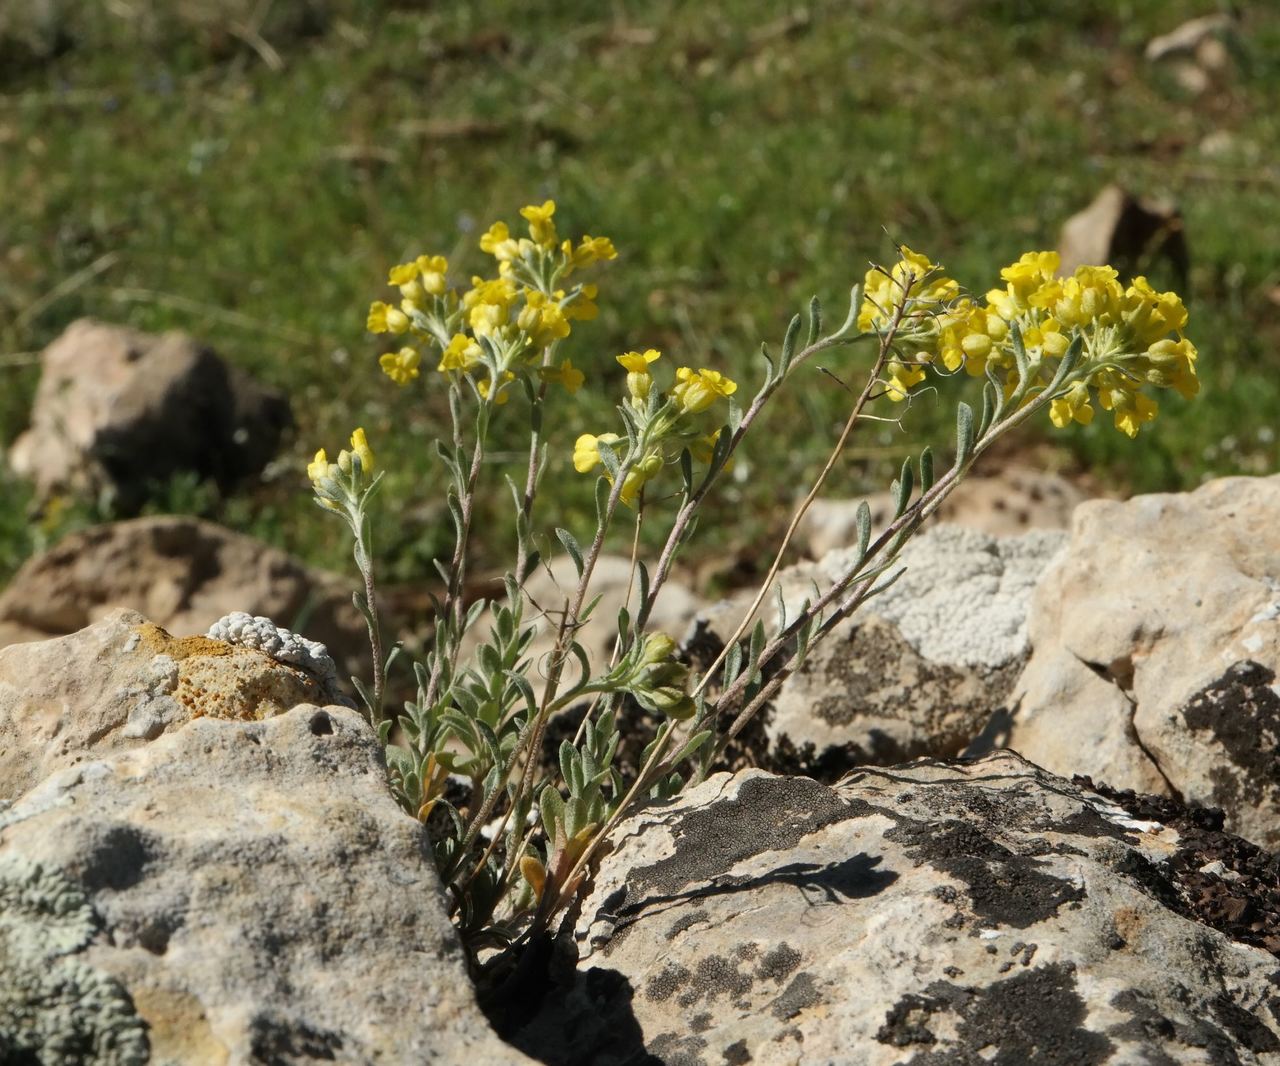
<box><xmin>1</xmin><ymin>0</ymin><xmax>1276</xmax><ymax>590</ymax></box>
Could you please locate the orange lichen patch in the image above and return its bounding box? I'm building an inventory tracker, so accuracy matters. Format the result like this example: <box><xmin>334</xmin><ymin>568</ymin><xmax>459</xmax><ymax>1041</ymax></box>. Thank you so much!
<box><xmin>134</xmin><ymin>622</ymin><xmax>322</xmax><ymax>721</ymax></box>
<box><xmin>134</xmin><ymin>623</ymin><xmax>234</xmax><ymax>661</ymax></box>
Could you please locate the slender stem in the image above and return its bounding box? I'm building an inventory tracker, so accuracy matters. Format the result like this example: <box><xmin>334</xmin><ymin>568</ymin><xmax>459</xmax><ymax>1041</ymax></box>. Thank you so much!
<box><xmin>691</xmin><ymin>299</ymin><xmax>909</xmax><ymax>698</ymax></box>
<box><xmin>357</xmin><ymin>521</ymin><xmax>386</xmax><ymax>721</ymax></box>
<box><xmin>633</xmin><ymin>334</ymin><xmax>856</xmax><ymax>636</ymax></box>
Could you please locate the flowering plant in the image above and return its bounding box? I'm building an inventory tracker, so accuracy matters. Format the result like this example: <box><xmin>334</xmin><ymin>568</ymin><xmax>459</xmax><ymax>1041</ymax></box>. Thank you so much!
<box><xmin>309</xmin><ymin>202</ymin><xmax>1197</xmax><ymax>950</ymax></box>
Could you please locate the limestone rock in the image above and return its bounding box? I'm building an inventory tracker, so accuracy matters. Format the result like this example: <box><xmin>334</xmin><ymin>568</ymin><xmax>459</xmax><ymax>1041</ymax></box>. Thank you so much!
<box><xmin>799</xmin><ymin>465</ymin><xmax>1085</xmax><ymax>559</ymax></box>
<box><xmin>0</xmin><ymin>609</ymin><xmax>334</xmax><ymax>802</ymax></box>
<box><xmin>507</xmin><ymin>754</ymin><xmax>1280</xmax><ymax>1064</ymax></box>
<box><xmin>698</xmin><ymin>525</ymin><xmax>1065</xmax><ymax>774</ymax></box>
<box><xmin>9</xmin><ymin>319</ymin><xmax>290</xmax><ymax>508</ymax></box>
<box><xmin>1010</xmin><ymin>475</ymin><xmax>1280</xmax><ymax>845</ymax></box>
<box><xmin>0</xmin><ymin>704</ymin><xmax>532</xmax><ymax>1064</ymax></box>
<box><xmin>1057</xmin><ymin>184</ymin><xmax>1188</xmax><ymax>283</ymax></box>
<box><xmin>0</xmin><ymin>516</ymin><xmax>369</xmax><ymax>681</ymax></box>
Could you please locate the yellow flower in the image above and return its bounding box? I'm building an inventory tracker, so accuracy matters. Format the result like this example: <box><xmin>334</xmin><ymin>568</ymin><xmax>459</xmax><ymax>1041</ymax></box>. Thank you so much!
<box><xmin>416</xmin><ymin>254</ymin><xmax>449</xmax><ymax>296</ymax></box>
<box><xmin>479</xmin><ymin>370</ymin><xmax>516</xmax><ymax>405</ymax></box>
<box><xmin>671</xmin><ymin>367</ymin><xmax>738</xmax><ymax>414</ymax></box>
<box><xmin>350</xmin><ymin>427</ymin><xmax>375</xmax><ymax>473</ymax></box>
<box><xmin>307</xmin><ymin>448</ymin><xmax>332</xmax><ymax>485</ymax></box>
<box><xmin>617</xmin><ymin>349</ymin><xmax>660</xmax><ymax>402</ymax></box>
<box><xmin>517</xmin><ymin>290</ymin><xmax>571</xmax><ymax>349</ymax></box>
<box><xmin>480</xmin><ymin>221</ymin><xmax>520</xmax><ymax>261</ymax></box>
<box><xmin>1049</xmin><ymin>382</ymin><xmax>1095</xmax><ymax>428</ymax></box>
<box><xmin>464</xmin><ymin>276</ymin><xmax>518</xmax><ymax>338</ymax></box>
<box><xmin>379</xmin><ymin>347</ymin><xmax>421</xmax><ymax>386</ymax></box>
<box><xmin>573</xmin><ymin>432</ymin><xmax>621</xmax><ymax>474</ymax></box>
<box><xmin>563</xmin><ymin>283</ymin><xmax>599</xmax><ymax>321</ymax></box>
<box><xmin>1145</xmin><ymin>337</ymin><xmax>1199</xmax><ymax>399</ymax></box>
<box><xmin>367</xmin><ymin>301</ymin><xmax>409</xmax><ymax>335</ymax></box>
<box><xmin>884</xmin><ymin>359</ymin><xmax>927</xmax><ymax>402</ymax></box>
<box><xmin>566</xmin><ymin>234</ymin><xmax>617</xmax><ymax>271</ymax></box>
<box><xmin>388</xmin><ymin>261</ymin><xmax>420</xmax><ymax>286</ymax></box>
<box><xmin>554</xmin><ymin>357</ymin><xmax>585</xmax><ymax>394</ymax></box>
<box><xmin>1112</xmin><ymin>392</ymin><xmax>1158</xmax><ymax>438</ymax></box>
<box><xmin>438</xmin><ymin>333</ymin><xmax>483</xmax><ymax>373</ymax></box>
<box><xmin>520</xmin><ymin>199</ymin><xmax>558</xmax><ymax>247</ymax></box>
<box><xmin>858</xmin><ymin>246</ymin><xmax>957</xmax><ymax>333</ymax></box>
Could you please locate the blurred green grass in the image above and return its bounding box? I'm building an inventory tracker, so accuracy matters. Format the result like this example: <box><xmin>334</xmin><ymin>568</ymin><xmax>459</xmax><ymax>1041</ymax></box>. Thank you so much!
<box><xmin>1</xmin><ymin>0</ymin><xmax>1277</xmax><ymax>586</ymax></box>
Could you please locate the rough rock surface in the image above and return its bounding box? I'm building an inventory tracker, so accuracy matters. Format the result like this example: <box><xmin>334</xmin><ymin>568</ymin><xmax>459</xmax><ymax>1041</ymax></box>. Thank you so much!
<box><xmin>9</xmin><ymin>319</ymin><xmax>290</xmax><ymax>507</ymax></box>
<box><xmin>0</xmin><ymin>516</ymin><xmax>369</xmax><ymax>679</ymax></box>
<box><xmin>0</xmin><ymin>703</ymin><xmax>532</xmax><ymax>1065</ymax></box>
<box><xmin>698</xmin><ymin>525</ymin><xmax>1065</xmax><ymax>774</ymax></box>
<box><xmin>0</xmin><ymin>609</ymin><xmax>335</xmax><ymax>802</ymax></box>
<box><xmin>799</xmin><ymin>465</ymin><xmax>1085</xmax><ymax>559</ymax></box>
<box><xmin>510</xmin><ymin>753</ymin><xmax>1280</xmax><ymax>1065</ymax></box>
<box><xmin>1010</xmin><ymin>475</ymin><xmax>1280</xmax><ymax>845</ymax></box>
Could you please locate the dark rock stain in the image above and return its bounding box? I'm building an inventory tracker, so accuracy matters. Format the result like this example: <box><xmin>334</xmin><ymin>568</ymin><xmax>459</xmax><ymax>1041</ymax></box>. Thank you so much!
<box><xmin>1183</xmin><ymin>660</ymin><xmax>1280</xmax><ymax>810</ymax></box>
<box><xmin>881</xmin><ymin>963</ymin><xmax>1112</xmax><ymax>1065</ymax></box>
<box><xmin>770</xmin><ymin>973</ymin><xmax>821</xmax><ymax>1021</ymax></box>
<box><xmin>886</xmin><ymin>818</ymin><xmax>1084</xmax><ymax>928</ymax></box>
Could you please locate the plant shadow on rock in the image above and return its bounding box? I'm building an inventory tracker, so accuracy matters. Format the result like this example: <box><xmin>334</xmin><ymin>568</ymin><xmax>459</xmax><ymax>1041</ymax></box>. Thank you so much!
<box><xmin>484</xmin><ymin>778</ymin><xmax>899</xmax><ymax>1065</ymax></box>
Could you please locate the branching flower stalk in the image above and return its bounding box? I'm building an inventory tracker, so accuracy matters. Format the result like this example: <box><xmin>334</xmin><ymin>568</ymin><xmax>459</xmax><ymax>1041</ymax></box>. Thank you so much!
<box><xmin>308</xmin><ymin>214</ymin><xmax>1198</xmax><ymax>951</ymax></box>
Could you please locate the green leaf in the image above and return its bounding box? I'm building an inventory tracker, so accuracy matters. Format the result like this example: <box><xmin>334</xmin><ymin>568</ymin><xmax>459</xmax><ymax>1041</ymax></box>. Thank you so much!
<box><xmin>539</xmin><ymin>785</ymin><xmax>565</xmax><ymax>838</ymax></box>
<box><xmin>759</xmin><ymin>342</ymin><xmax>777</xmax><ymax>385</ymax></box>
<box><xmin>779</xmin><ymin>313</ymin><xmax>802</xmax><ymax>372</ymax></box>
<box><xmin>556</xmin><ymin>527</ymin><xmax>585</xmax><ymax>578</ymax></box>
<box><xmin>579</xmin><ymin>591</ymin><xmax>604</xmax><ymax>623</ymax></box>
<box><xmin>594</xmin><ymin>476</ymin><xmax>611</xmax><ymax>528</ymax></box>
<box><xmin>722</xmin><ymin>639</ymin><xmax>744</xmax><ymax>688</ymax></box>
<box><xmin>679</xmin><ymin>447</ymin><xmax>695</xmax><ymax>494</ymax></box>
<box><xmin>597</xmin><ymin>443</ymin><xmax>621</xmax><ymax>481</ymax></box>
<box><xmin>856</xmin><ymin>500</ymin><xmax>871</xmax><ymax>559</ymax></box>
<box><xmin>747</xmin><ymin>619</ymin><xmax>766</xmax><ymax>684</ymax></box>
<box><xmin>673</xmin><ymin>729</ymin><xmax>714</xmax><ymax>766</ymax></box>
<box><xmin>919</xmin><ymin>447</ymin><xmax>935</xmax><ymax>494</ymax></box>
<box><xmin>559</xmin><ymin>741</ymin><xmax>580</xmax><ymax>794</ymax></box>
<box><xmin>807</xmin><ymin>295</ymin><xmax>823</xmax><ymax>348</ymax></box>
<box><xmin>955</xmin><ymin>401</ymin><xmax>975</xmax><ymax>468</ymax></box>
<box><xmin>893</xmin><ymin>456</ymin><xmax>914</xmax><ymax>518</ymax></box>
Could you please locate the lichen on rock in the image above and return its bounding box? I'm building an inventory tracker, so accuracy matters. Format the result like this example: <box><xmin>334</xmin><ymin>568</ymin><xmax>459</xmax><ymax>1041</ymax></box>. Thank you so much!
<box><xmin>0</xmin><ymin>854</ymin><xmax>149</xmax><ymax>1065</ymax></box>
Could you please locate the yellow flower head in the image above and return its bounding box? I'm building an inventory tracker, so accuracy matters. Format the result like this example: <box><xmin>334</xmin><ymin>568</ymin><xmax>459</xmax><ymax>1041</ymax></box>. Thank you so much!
<box><xmin>566</xmin><ymin>234</ymin><xmax>618</xmax><ymax>271</ymax></box>
<box><xmin>1049</xmin><ymin>381</ymin><xmax>1095</xmax><ymax>429</ymax></box>
<box><xmin>858</xmin><ymin>246</ymin><xmax>957</xmax><ymax>333</ymax></box>
<box><xmin>367</xmin><ymin>300</ymin><xmax>409</xmax><ymax>335</ymax></box>
<box><xmin>464</xmin><ymin>276</ymin><xmax>518</xmax><ymax>338</ymax></box>
<box><xmin>388</xmin><ymin>261</ymin><xmax>420</xmax><ymax>287</ymax></box>
<box><xmin>563</xmin><ymin>283</ymin><xmax>599</xmax><ymax>321</ymax></box>
<box><xmin>517</xmin><ymin>289</ymin><xmax>571</xmax><ymax>349</ymax></box>
<box><xmin>557</xmin><ymin>357</ymin><xmax>585</xmax><ymax>394</ymax></box>
<box><xmin>416</xmin><ymin>254</ymin><xmax>449</xmax><ymax>296</ymax></box>
<box><xmin>379</xmin><ymin>347</ymin><xmax>421</xmax><ymax>386</ymax></box>
<box><xmin>307</xmin><ymin>448</ymin><xmax>332</xmax><ymax>485</ymax></box>
<box><xmin>349</xmin><ymin>427</ymin><xmax>375</xmax><ymax>473</ymax></box>
<box><xmin>519</xmin><ymin>199</ymin><xmax>558</xmax><ymax>247</ymax></box>
<box><xmin>671</xmin><ymin>367</ymin><xmax>738</xmax><ymax>415</ymax></box>
<box><xmin>438</xmin><ymin>333</ymin><xmax>483</xmax><ymax>373</ymax></box>
<box><xmin>573</xmin><ymin>432</ymin><xmax>621</xmax><ymax>474</ymax></box>
<box><xmin>480</xmin><ymin>221</ymin><xmax>520</xmax><ymax>262</ymax></box>
<box><xmin>883</xmin><ymin>359</ymin><xmax>928</xmax><ymax>402</ymax></box>
<box><xmin>617</xmin><ymin>348</ymin><xmax>660</xmax><ymax>403</ymax></box>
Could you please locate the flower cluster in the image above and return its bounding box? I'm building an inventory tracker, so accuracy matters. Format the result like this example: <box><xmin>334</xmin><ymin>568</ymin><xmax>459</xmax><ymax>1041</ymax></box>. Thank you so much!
<box><xmin>366</xmin><ymin>200</ymin><xmax>615</xmax><ymax>403</ymax></box>
<box><xmin>573</xmin><ymin>350</ymin><xmax>737</xmax><ymax>505</ymax></box>
<box><xmin>308</xmin><ymin>427</ymin><xmax>375</xmax><ymax>510</ymax></box>
<box><xmin>858</xmin><ymin>248</ymin><xmax>1197</xmax><ymax>437</ymax></box>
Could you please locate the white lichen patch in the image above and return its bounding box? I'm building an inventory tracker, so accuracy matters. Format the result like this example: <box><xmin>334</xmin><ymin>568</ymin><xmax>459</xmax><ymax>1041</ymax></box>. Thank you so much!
<box><xmin>205</xmin><ymin>611</ymin><xmax>340</xmax><ymax>697</ymax></box>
